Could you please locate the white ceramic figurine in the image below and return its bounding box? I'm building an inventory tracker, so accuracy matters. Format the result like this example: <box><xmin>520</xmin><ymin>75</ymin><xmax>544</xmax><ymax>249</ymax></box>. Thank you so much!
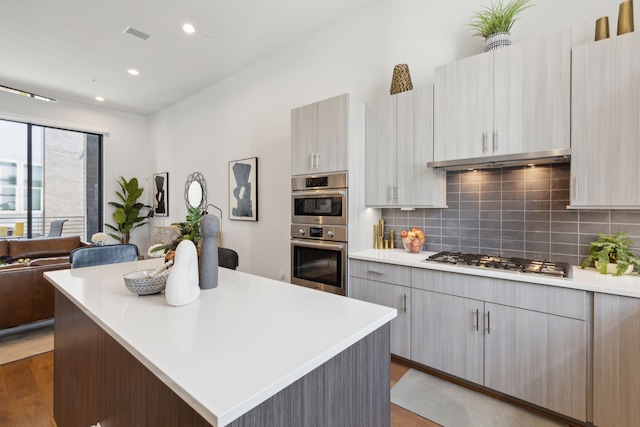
<box><xmin>165</xmin><ymin>239</ymin><xmax>200</xmax><ymax>306</ymax></box>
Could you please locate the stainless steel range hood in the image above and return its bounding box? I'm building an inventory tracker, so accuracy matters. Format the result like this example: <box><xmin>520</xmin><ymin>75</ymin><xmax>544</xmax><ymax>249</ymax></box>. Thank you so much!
<box><xmin>427</xmin><ymin>148</ymin><xmax>571</xmax><ymax>171</ymax></box>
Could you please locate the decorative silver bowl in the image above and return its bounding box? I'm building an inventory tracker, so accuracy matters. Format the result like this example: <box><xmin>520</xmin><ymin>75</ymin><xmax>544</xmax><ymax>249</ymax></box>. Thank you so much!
<box><xmin>123</xmin><ymin>270</ymin><xmax>169</xmax><ymax>295</ymax></box>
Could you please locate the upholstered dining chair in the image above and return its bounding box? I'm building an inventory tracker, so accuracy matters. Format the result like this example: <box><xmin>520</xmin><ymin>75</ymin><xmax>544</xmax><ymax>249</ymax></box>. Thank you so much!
<box><xmin>218</xmin><ymin>247</ymin><xmax>239</xmax><ymax>270</ymax></box>
<box><xmin>47</xmin><ymin>219</ymin><xmax>68</xmax><ymax>237</ymax></box>
<box><xmin>70</xmin><ymin>244</ymin><xmax>139</xmax><ymax>268</ymax></box>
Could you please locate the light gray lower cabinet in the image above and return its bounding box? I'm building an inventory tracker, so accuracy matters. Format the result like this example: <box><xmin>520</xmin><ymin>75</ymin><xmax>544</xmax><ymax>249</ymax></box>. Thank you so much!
<box><xmin>411</xmin><ymin>288</ymin><xmax>484</xmax><ymax>384</ymax></box>
<box><xmin>593</xmin><ymin>293</ymin><xmax>640</xmax><ymax>427</ymax></box>
<box><xmin>349</xmin><ymin>260</ymin><xmax>411</xmax><ymax>359</ymax></box>
<box><xmin>483</xmin><ymin>302</ymin><xmax>587</xmax><ymax>421</ymax></box>
<box><xmin>411</xmin><ymin>269</ymin><xmax>588</xmax><ymax>421</ymax></box>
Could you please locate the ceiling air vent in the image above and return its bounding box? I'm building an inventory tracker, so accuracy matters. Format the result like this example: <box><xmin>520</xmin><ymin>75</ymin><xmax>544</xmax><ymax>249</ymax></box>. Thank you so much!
<box><xmin>122</xmin><ymin>26</ymin><xmax>151</xmax><ymax>41</ymax></box>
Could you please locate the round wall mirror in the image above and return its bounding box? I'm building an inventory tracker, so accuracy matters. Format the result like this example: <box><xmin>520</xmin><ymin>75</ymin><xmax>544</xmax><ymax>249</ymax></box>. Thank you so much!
<box><xmin>184</xmin><ymin>172</ymin><xmax>207</xmax><ymax>210</ymax></box>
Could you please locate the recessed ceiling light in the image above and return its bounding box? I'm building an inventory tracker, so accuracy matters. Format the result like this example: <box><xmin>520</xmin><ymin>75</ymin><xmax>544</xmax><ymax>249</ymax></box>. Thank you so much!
<box><xmin>182</xmin><ymin>23</ymin><xmax>195</xmax><ymax>34</ymax></box>
<box><xmin>95</xmin><ymin>96</ymin><xmax>104</xmax><ymax>102</ymax></box>
<box><xmin>128</xmin><ymin>69</ymin><xmax>140</xmax><ymax>76</ymax></box>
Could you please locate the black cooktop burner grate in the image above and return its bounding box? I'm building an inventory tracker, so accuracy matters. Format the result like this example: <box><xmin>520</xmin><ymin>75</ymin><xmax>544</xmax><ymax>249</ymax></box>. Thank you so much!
<box><xmin>425</xmin><ymin>251</ymin><xmax>571</xmax><ymax>278</ymax></box>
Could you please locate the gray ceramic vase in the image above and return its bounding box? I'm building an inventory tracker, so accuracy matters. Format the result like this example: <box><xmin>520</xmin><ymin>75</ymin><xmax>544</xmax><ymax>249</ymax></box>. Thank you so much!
<box><xmin>199</xmin><ymin>214</ymin><xmax>220</xmax><ymax>289</ymax></box>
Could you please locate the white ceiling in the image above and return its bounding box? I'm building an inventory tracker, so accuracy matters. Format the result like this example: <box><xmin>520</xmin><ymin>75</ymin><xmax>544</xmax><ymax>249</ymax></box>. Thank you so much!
<box><xmin>0</xmin><ymin>0</ymin><xmax>379</xmax><ymax>116</ymax></box>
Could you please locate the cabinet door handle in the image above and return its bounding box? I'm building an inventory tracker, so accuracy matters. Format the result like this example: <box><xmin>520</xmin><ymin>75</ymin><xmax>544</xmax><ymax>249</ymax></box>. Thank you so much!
<box><xmin>482</xmin><ymin>132</ymin><xmax>488</xmax><ymax>152</ymax></box>
<box><xmin>396</xmin><ymin>186</ymin><xmax>401</xmax><ymax>202</ymax></box>
<box><xmin>573</xmin><ymin>176</ymin><xmax>579</xmax><ymax>201</ymax></box>
<box><xmin>367</xmin><ymin>270</ymin><xmax>383</xmax><ymax>275</ymax></box>
<box><xmin>475</xmin><ymin>309</ymin><xmax>479</xmax><ymax>331</ymax></box>
<box><xmin>493</xmin><ymin>130</ymin><xmax>499</xmax><ymax>152</ymax></box>
<box><xmin>487</xmin><ymin>310</ymin><xmax>491</xmax><ymax>334</ymax></box>
<box><xmin>315</xmin><ymin>152</ymin><xmax>320</xmax><ymax>169</ymax></box>
<box><xmin>403</xmin><ymin>294</ymin><xmax>407</xmax><ymax>313</ymax></box>
<box><xmin>310</xmin><ymin>154</ymin><xmax>315</xmax><ymax>169</ymax></box>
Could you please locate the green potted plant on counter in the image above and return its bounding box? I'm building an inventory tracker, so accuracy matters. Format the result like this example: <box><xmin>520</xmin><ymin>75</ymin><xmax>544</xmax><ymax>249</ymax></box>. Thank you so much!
<box><xmin>468</xmin><ymin>0</ymin><xmax>533</xmax><ymax>52</ymax></box>
<box><xmin>581</xmin><ymin>231</ymin><xmax>640</xmax><ymax>276</ymax></box>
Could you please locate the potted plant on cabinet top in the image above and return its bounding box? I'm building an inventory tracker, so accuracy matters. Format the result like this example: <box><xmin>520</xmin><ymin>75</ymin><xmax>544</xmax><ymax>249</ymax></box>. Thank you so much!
<box><xmin>581</xmin><ymin>231</ymin><xmax>640</xmax><ymax>276</ymax></box>
<box><xmin>106</xmin><ymin>176</ymin><xmax>150</xmax><ymax>244</ymax></box>
<box><xmin>469</xmin><ymin>0</ymin><xmax>533</xmax><ymax>52</ymax></box>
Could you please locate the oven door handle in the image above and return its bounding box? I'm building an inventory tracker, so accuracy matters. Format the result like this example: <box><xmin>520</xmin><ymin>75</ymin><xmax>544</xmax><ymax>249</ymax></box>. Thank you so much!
<box><xmin>291</xmin><ymin>239</ymin><xmax>346</xmax><ymax>251</ymax></box>
<box><xmin>291</xmin><ymin>190</ymin><xmax>346</xmax><ymax>198</ymax></box>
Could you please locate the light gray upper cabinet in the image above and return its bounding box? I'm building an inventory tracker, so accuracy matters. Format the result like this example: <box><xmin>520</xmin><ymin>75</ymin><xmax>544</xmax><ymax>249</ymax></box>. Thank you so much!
<box><xmin>433</xmin><ymin>29</ymin><xmax>571</xmax><ymax>163</ymax></box>
<box><xmin>570</xmin><ymin>32</ymin><xmax>640</xmax><ymax>207</ymax></box>
<box><xmin>365</xmin><ymin>85</ymin><xmax>446</xmax><ymax>207</ymax></box>
<box><xmin>593</xmin><ymin>293</ymin><xmax>640</xmax><ymax>427</ymax></box>
<box><xmin>291</xmin><ymin>93</ymin><xmax>349</xmax><ymax>176</ymax></box>
<box><xmin>349</xmin><ymin>260</ymin><xmax>411</xmax><ymax>359</ymax></box>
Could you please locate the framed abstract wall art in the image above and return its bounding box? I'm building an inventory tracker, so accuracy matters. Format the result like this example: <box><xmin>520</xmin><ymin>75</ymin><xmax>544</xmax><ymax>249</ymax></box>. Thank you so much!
<box><xmin>228</xmin><ymin>157</ymin><xmax>258</xmax><ymax>221</ymax></box>
<box><xmin>153</xmin><ymin>172</ymin><xmax>169</xmax><ymax>217</ymax></box>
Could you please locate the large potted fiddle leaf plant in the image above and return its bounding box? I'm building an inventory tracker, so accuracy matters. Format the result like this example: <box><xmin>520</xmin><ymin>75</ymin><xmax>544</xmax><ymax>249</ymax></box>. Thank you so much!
<box><xmin>106</xmin><ymin>176</ymin><xmax>150</xmax><ymax>244</ymax></box>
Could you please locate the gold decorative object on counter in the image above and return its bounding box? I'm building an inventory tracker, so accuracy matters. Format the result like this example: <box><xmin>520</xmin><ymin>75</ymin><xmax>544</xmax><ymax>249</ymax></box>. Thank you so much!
<box><xmin>373</xmin><ymin>219</ymin><xmax>392</xmax><ymax>249</ymax></box>
<box><xmin>389</xmin><ymin>230</ymin><xmax>395</xmax><ymax>249</ymax></box>
<box><xmin>617</xmin><ymin>0</ymin><xmax>634</xmax><ymax>35</ymax></box>
<box><xmin>390</xmin><ymin>64</ymin><xmax>413</xmax><ymax>95</ymax></box>
<box><xmin>373</xmin><ymin>224</ymin><xmax>379</xmax><ymax>249</ymax></box>
<box><xmin>595</xmin><ymin>16</ymin><xmax>610</xmax><ymax>40</ymax></box>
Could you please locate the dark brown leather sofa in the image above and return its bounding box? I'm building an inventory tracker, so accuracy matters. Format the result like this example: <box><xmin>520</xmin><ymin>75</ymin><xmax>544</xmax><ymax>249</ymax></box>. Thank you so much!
<box><xmin>0</xmin><ymin>236</ymin><xmax>89</xmax><ymax>330</ymax></box>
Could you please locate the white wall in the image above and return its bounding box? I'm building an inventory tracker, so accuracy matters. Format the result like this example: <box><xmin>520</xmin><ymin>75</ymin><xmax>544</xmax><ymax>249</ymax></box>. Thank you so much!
<box><xmin>149</xmin><ymin>0</ymin><xmax>619</xmax><ymax>280</ymax></box>
<box><xmin>0</xmin><ymin>93</ymin><xmax>151</xmax><ymax>250</ymax></box>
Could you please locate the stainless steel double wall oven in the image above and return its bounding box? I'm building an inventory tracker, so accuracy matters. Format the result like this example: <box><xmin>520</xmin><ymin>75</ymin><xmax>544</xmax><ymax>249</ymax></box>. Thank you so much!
<box><xmin>291</xmin><ymin>172</ymin><xmax>348</xmax><ymax>295</ymax></box>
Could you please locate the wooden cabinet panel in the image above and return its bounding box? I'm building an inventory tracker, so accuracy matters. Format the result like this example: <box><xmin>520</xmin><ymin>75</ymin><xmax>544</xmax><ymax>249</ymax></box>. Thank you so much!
<box><xmin>291</xmin><ymin>102</ymin><xmax>318</xmax><ymax>176</ymax></box>
<box><xmin>434</xmin><ymin>52</ymin><xmax>493</xmax><ymax>162</ymax></box>
<box><xmin>484</xmin><ymin>303</ymin><xmax>587</xmax><ymax>421</ymax></box>
<box><xmin>291</xmin><ymin>94</ymin><xmax>349</xmax><ymax>175</ymax></box>
<box><xmin>493</xmin><ymin>29</ymin><xmax>571</xmax><ymax>156</ymax></box>
<box><xmin>412</xmin><ymin>268</ymin><xmax>586</xmax><ymax>320</ymax></box>
<box><xmin>593</xmin><ymin>293</ymin><xmax>640</xmax><ymax>427</ymax></box>
<box><xmin>434</xmin><ymin>29</ymin><xmax>570</xmax><ymax>164</ymax></box>
<box><xmin>317</xmin><ymin>93</ymin><xmax>348</xmax><ymax>174</ymax></box>
<box><xmin>350</xmin><ymin>259</ymin><xmax>411</xmax><ymax>286</ymax></box>
<box><xmin>411</xmin><ymin>268</ymin><xmax>587</xmax><ymax>421</ymax></box>
<box><xmin>365</xmin><ymin>85</ymin><xmax>445</xmax><ymax>207</ymax></box>
<box><xmin>365</xmin><ymin>94</ymin><xmax>396</xmax><ymax>206</ymax></box>
<box><xmin>411</xmin><ymin>288</ymin><xmax>484</xmax><ymax>384</ymax></box>
<box><xmin>350</xmin><ymin>277</ymin><xmax>410</xmax><ymax>359</ymax></box>
<box><xmin>571</xmin><ymin>32</ymin><xmax>640</xmax><ymax>207</ymax></box>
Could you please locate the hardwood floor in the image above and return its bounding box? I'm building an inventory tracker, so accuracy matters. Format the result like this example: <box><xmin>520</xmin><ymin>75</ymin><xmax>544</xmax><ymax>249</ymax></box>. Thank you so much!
<box><xmin>0</xmin><ymin>351</ymin><xmax>55</xmax><ymax>427</ymax></box>
<box><xmin>0</xmin><ymin>352</ymin><xmax>434</xmax><ymax>427</ymax></box>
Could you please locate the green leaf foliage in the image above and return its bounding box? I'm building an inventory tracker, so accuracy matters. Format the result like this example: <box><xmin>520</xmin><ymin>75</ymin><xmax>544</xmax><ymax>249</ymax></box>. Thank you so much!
<box><xmin>581</xmin><ymin>231</ymin><xmax>640</xmax><ymax>276</ymax></box>
<box><xmin>105</xmin><ymin>176</ymin><xmax>150</xmax><ymax>244</ymax></box>
<box><xmin>468</xmin><ymin>0</ymin><xmax>533</xmax><ymax>39</ymax></box>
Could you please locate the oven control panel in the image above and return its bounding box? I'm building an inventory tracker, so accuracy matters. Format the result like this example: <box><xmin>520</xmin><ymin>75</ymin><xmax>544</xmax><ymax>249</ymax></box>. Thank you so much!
<box><xmin>291</xmin><ymin>224</ymin><xmax>347</xmax><ymax>242</ymax></box>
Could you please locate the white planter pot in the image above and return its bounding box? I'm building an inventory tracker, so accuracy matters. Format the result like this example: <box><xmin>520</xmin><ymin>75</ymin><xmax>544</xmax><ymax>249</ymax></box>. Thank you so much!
<box><xmin>595</xmin><ymin>260</ymin><xmax>634</xmax><ymax>275</ymax></box>
<box><xmin>484</xmin><ymin>32</ymin><xmax>512</xmax><ymax>52</ymax></box>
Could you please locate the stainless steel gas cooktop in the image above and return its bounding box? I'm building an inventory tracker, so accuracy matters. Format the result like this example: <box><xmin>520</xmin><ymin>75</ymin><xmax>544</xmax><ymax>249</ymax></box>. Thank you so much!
<box><xmin>424</xmin><ymin>251</ymin><xmax>572</xmax><ymax>279</ymax></box>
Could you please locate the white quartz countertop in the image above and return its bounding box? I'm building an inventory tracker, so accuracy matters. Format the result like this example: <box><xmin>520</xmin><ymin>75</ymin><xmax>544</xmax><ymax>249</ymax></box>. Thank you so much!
<box><xmin>350</xmin><ymin>249</ymin><xmax>640</xmax><ymax>299</ymax></box>
<box><xmin>45</xmin><ymin>259</ymin><xmax>396</xmax><ymax>427</ymax></box>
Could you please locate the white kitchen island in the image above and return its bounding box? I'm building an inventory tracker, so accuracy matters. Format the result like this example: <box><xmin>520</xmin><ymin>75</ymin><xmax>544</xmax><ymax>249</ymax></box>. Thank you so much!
<box><xmin>45</xmin><ymin>258</ymin><xmax>396</xmax><ymax>427</ymax></box>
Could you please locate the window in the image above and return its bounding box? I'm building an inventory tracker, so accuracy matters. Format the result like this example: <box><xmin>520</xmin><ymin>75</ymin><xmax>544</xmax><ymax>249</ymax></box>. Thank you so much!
<box><xmin>0</xmin><ymin>119</ymin><xmax>102</xmax><ymax>239</ymax></box>
<box><xmin>0</xmin><ymin>161</ymin><xmax>17</xmax><ymax>211</ymax></box>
